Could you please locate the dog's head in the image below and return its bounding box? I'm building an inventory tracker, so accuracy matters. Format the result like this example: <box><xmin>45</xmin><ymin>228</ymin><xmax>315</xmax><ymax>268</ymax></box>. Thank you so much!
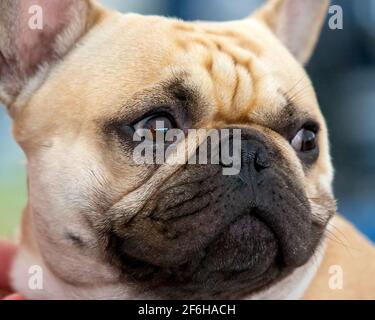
<box><xmin>1</xmin><ymin>0</ymin><xmax>336</xmax><ymax>299</ymax></box>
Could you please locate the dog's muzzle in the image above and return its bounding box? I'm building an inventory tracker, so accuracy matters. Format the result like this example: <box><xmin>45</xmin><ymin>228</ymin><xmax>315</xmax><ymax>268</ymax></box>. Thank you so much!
<box><xmin>105</xmin><ymin>129</ymin><xmax>321</xmax><ymax>298</ymax></box>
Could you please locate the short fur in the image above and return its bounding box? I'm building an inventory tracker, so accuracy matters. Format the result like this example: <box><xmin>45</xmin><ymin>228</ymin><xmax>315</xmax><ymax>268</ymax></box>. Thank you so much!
<box><xmin>1</xmin><ymin>0</ymin><xmax>374</xmax><ymax>299</ymax></box>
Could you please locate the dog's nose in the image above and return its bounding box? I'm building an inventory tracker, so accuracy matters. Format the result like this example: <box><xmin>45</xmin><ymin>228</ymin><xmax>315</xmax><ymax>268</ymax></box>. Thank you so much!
<box><xmin>241</xmin><ymin>139</ymin><xmax>271</xmax><ymax>173</ymax></box>
<box><xmin>237</xmin><ymin>138</ymin><xmax>271</xmax><ymax>186</ymax></box>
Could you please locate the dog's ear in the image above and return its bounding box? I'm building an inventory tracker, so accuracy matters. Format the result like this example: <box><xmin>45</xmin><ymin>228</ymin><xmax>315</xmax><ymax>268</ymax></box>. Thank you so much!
<box><xmin>252</xmin><ymin>0</ymin><xmax>329</xmax><ymax>65</ymax></box>
<box><xmin>0</xmin><ymin>0</ymin><xmax>103</xmax><ymax>116</ymax></box>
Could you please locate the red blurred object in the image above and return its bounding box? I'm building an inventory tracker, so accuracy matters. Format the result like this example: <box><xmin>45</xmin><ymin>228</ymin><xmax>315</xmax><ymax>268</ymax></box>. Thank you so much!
<box><xmin>2</xmin><ymin>294</ymin><xmax>25</xmax><ymax>300</ymax></box>
<box><xmin>0</xmin><ymin>241</ymin><xmax>18</xmax><ymax>298</ymax></box>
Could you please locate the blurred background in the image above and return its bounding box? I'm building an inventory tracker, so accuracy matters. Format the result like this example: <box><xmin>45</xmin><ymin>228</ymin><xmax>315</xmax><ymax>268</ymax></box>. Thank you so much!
<box><xmin>1</xmin><ymin>0</ymin><xmax>374</xmax><ymax>240</ymax></box>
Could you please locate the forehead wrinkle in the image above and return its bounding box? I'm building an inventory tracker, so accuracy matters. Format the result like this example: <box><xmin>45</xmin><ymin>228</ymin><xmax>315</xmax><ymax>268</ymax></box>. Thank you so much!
<box><xmin>172</xmin><ymin>24</ymin><xmax>276</xmax><ymax>124</ymax></box>
<box><xmin>173</xmin><ymin>21</ymin><xmax>264</xmax><ymax>54</ymax></box>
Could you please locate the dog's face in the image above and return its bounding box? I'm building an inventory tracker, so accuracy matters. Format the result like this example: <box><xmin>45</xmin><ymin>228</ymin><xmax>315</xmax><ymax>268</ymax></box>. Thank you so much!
<box><xmin>1</xmin><ymin>0</ymin><xmax>336</xmax><ymax>299</ymax></box>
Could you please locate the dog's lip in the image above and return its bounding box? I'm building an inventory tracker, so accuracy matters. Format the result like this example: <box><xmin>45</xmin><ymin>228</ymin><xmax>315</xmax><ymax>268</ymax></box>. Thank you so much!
<box><xmin>197</xmin><ymin>207</ymin><xmax>315</xmax><ymax>273</ymax></box>
<box><xmin>116</xmin><ymin>211</ymin><xmax>280</xmax><ymax>282</ymax></box>
<box><xmin>199</xmin><ymin>212</ymin><xmax>279</xmax><ymax>273</ymax></box>
<box><xmin>251</xmin><ymin>208</ymin><xmax>315</xmax><ymax>268</ymax></box>
<box><xmin>111</xmin><ymin>190</ymin><xmax>318</xmax><ymax>295</ymax></box>
<box><xmin>111</xmin><ymin>212</ymin><xmax>288</xmax><ymax>300</ymax></box>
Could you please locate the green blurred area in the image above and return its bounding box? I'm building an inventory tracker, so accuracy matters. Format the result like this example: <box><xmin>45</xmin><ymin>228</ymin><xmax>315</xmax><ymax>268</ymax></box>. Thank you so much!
<box><xmin>0</xmin><ymin>174</ymin><xmax>26</xmax><ymax>238</ymax></box>
<box><xmin>0</xmin><ymin>108</ymin><xmax>27</xmax><ymax>239</ymax></box>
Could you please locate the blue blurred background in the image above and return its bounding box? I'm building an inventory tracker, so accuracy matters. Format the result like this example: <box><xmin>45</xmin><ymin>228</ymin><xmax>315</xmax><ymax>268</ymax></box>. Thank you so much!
<box><xmin>1</xmin><ymin>0</ymin><xmax>374</xmax><ymax>241</ymax></box>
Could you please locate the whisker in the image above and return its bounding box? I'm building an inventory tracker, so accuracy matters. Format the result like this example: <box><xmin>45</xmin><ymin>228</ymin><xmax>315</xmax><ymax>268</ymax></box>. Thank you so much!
<box><xmin>284</xmin><ymin>76</ymin><xmax>306</xmax><ymax>98</ymax></box>
<box><xmin>287</xmin><ymin>82</ymin><xmax>313</xmax><ymax>104</ymax></box>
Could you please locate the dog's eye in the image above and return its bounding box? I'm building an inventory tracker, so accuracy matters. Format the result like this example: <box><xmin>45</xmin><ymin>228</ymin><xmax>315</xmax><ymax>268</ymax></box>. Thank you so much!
<box><xmin>133</xmin><ymin>113</ymin><xmax>176</xmax><ymax>140</ymax></box>
<box><xmin>291</xmin><ymin>128</ymin><xmax>317</xmax><ymax>153</ymax></box>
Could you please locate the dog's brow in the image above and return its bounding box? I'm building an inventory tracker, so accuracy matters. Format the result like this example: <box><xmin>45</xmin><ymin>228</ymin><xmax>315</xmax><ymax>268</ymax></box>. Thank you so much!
<box><xmin>102</xmin><ymin>78</ymin><xmax>203</xmax><ymax>130</ymax></box>
<box><xmin>266</xmin><ymin>94</ymin><xmax>318</xmax><ymax>139</ymax></box>
<box><xmin>163</xmin><ymin>77</ymin><xmax>205</xmax><ymax>124</ymax></box>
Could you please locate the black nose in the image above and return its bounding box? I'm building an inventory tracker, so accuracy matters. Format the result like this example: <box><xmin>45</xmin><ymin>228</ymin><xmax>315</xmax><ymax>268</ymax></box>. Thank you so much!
<box><xmin>237</xmin><ymin>138</ymin><xmax>271</xmax><ymax>186</ymax></box>
<box><xmin>242</xmin><ymin>139</ymin><xmax>271</xmax><ymax>173</ymax></box>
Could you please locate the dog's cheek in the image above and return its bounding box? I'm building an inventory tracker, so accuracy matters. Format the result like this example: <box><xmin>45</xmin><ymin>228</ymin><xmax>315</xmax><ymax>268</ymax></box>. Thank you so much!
<box><xmin>25</xmin><ymin>137</ymin><xmax>122</xmax><ymax>284</ymax></box>
<box><xmin>304</xmin><ymin>168</ymin><xmax>336</xmax><ymax>227</ymax></box>
<box><xmin>270</xmin><ymin>121</ymin><xmax>335</xmax><ymax>223</ymax></box>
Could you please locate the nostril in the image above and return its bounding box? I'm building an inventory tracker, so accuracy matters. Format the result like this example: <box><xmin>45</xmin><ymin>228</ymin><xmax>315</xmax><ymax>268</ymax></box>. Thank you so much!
<box><xmin>240</xmin><ymin>140</ymin><xmax>270</xmax><ymax>173</ymax></box>
<box><xmin>241</xmin><ymin>149</ymin><xmax>256</xmax><ymax>164</ymax></box>
<box><xmin>254</xmin><ymin>150</ymin><xmax>270</xmax><ymax>173</ymax></box>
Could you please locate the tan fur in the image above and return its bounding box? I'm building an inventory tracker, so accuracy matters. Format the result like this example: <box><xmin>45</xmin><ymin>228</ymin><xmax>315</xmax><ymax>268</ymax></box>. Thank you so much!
<box><xmin>304</xmin><ymin>216</ymin><xmax>375</xmax><ymax>299</ymax></box>
<box><xmin>1</xmin><ymin>0</ymin><xmax>374</xmax><ymax>299</ymax></box>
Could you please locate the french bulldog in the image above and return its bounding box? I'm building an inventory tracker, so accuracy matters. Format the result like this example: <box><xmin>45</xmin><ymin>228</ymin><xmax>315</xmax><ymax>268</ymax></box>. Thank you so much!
<box><xmin>1</xmin><ymin>0</ymin><xmax>374</xmax><ymax>300</ymax></box>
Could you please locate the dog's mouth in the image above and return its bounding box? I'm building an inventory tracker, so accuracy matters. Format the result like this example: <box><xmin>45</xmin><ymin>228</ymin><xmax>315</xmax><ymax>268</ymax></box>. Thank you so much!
<box><xmin>107</xmin><ymin>208</ymin><xmax>318</xmax><ymax>299</ymax></box>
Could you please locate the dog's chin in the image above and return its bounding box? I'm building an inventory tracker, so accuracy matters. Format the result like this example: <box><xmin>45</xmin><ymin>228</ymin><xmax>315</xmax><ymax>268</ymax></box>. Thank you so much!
<box><xmin>113</xmin><ymin>214</ymin><xmax>300</xmax><ymax>300</ymax></box>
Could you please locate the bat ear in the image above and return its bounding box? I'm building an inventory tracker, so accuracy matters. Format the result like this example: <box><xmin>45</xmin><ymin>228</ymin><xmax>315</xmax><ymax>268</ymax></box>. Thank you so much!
<box><xmin>252</xmin><ymin>0</ymin><xmax>329</xmax><ymax>65</ymax></box>
<box><xmin>0</xmin><ymin>0</ymin><xmax>103</xmax><ymax>116</ymax></box>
